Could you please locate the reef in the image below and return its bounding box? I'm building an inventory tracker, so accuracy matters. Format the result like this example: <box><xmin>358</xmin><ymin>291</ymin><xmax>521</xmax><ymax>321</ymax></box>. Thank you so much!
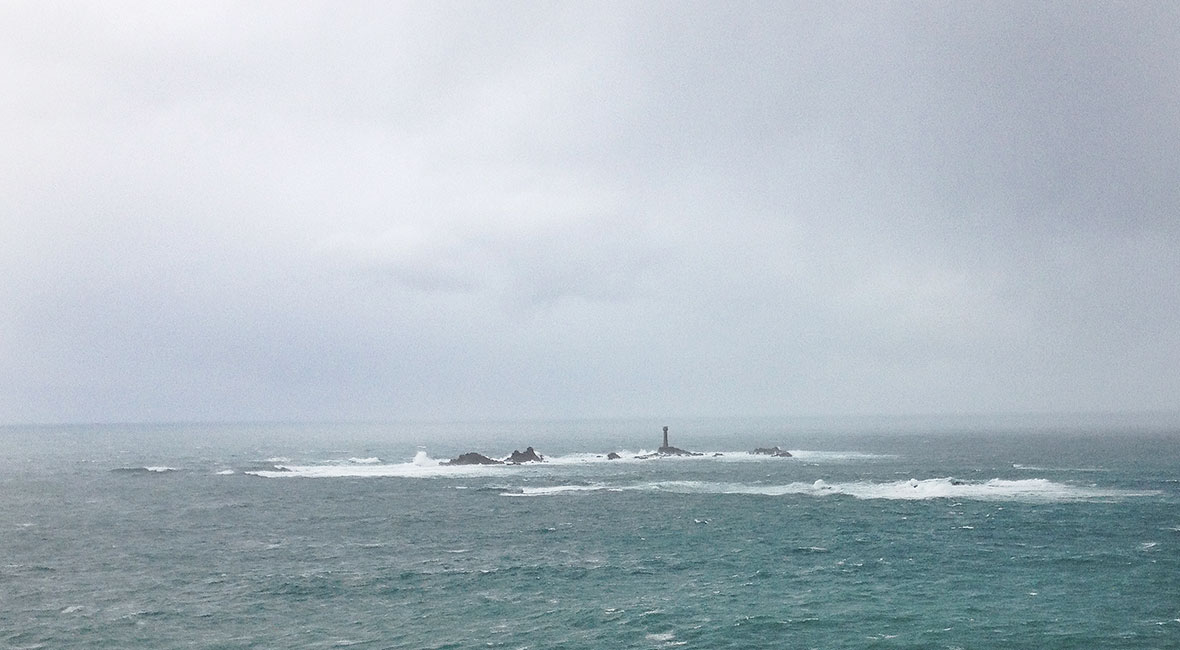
<box><xmin>505</xmin><ymin>447</ymin><xmax>544</xmax><ymax>464</ymax></box>
<box><xmin>752</xmin><ymin>446</ymin><xmax>793</xmax><ymax>457</ymax></box>
<box><xmin>443</xmin><ymin>452</ymin><xmax>504</xmax><ymax>466</ymax></box>
<box><xmin>656</xmin><ymin>445</ymin><xmax>702</xmax><ymax>456</ymax></box>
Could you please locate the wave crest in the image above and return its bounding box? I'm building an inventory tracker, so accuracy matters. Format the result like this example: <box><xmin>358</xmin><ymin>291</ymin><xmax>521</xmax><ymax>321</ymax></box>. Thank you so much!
<box><xmin>511</xmin><ymin>477</ymin><xmax>1157</xmax><ymax>502</ymax></box>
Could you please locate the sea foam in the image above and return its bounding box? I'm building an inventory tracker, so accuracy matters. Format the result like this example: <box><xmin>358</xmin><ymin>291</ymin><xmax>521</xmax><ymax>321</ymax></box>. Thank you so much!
<box><xmin>111</xmin><ymin>466</ymin><xmax>180</xmax><ymax>474</ymax></box>
<box><xmin>237</xmin><ymin>448</ymin><xmax>889</xmax><ymax>479</ymax></box>
<box><xmin>245</xmin><ymin>451</ymin><xmax>515</xmax><ymax>479</ymax></box>
<box><xmin>511</xmin><ymin>477</ymin><xmax>1157</xmax><ymax>502</ymax></box>
<box><xmin>234</xmin><ymin>449</ymin><xmax>1153</xmax><ymax>504</ymax></box>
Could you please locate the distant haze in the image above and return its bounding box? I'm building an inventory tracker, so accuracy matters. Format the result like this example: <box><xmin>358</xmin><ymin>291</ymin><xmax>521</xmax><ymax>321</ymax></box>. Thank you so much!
<box><xmin>3</xmin><ymin>2</ymin><xmax>1179</xmax><ymax>424</ymax></box>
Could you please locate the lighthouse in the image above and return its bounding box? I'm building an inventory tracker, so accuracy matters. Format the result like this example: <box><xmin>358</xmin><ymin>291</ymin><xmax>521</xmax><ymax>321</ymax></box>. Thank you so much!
<box><xmin>644</xmin><ymin>424</ymin><xmax>700</xmax><ymax>457</ymax></box>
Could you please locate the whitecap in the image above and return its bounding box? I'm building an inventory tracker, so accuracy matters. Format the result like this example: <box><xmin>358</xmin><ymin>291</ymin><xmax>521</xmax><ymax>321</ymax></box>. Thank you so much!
<box><xmin>243</xmin><ymin>447</ymin><xmax>894</xmax><ymax>478</ymax></box>
<box><xmin>511</xmin><ymin>484</ymin><xmax>611</xmax><ymax>497</ymax></box>
<box><xmin>787</xmin><ymin>450</ymin><xmax>896</xmax><ymax>462</ymax></box>
<box><xmin>411</xmin><ymin>450</ymin><xmax>438</xmax><ymax>467</ymax></box>
<box><xmin>246</xmin><ymin>452</ymin><xmax>517</xmax><ymax>479</ymax></box>
<box><xmin>112</xmin><ymin>466</ymin><xmax>179</xmax><ymax>474</ymax></box>
<box><xmin>815</xmin><ymin>477</ymin><xmax>1159</xmax><ymax>502</ymax></box>
<box><xmin>501</xmin><ymin>477</ymin><xmax>1159</xmax><ymax>502</ymax></box>
<box><xmin>1013</xmin><ymin>463</ymin><xmax>1108</xmax><ymax>472</ymax></box>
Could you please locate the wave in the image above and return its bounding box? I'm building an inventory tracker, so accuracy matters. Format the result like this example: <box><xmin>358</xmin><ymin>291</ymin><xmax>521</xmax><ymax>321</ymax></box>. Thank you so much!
<box><xmin>245</xmin><ymin>451</ymin><xmax>510</xmax><ymax>478</ymax></box>
<box><xmin>241</xmin><ymin>447</ymin><xmax>893</xmax><ymax>478</ymax></box>
<box><xmin>509</xmin><ymin>477</ymin><xmax>1158</xmax><ymax>502</ymax></box>
<box><xmin>557</xmin><ymin>449</ymin><xmax>894</xmax><ymax>463</ymax></box>
<box><xmin>787</xmin><ymin>450</ymin><xmax>896</xmax><ymax>462</ymax></box>
<box><xmin>110</xmin><ymin>466</ymin><xmax>180</xmax><ymax>474</ymax></box>
<box><xmin>503</xmin><ymin>483</ymin><xmax>623</xmax><ymax>497</ymax></box>
<box><xmin>1012</xmin><ymin>463</ymin><xmax>1109</xmax><ymax>472</ymax></box>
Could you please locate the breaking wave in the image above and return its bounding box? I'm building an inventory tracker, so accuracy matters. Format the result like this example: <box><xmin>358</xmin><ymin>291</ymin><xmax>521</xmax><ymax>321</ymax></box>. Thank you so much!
<box><xmin>786</xmin><ymin>450</ymin><xmax>896</xmax><ymax>462</ymax></box>
<box><xmin>245</xmin><ymin>451</ymin><xmax>506</xmax><ymax>478</ymax></box>
<box><xmin>1012</xmin><ymin>463</ymin><xmax>1109</xmax><ymax>473</ymax></box>
<box><xmin>509</xmin><ymin>477</ymin><xmax>1158</xmax><ymax>502</ymax></box>
<box><xmin>240</xmin><ymin>448</ymin><xmax>891</xmax><ymax>478</ymax></box>
<box><xmin>111</xmin><ymin>466</ymin><xmax>180</xmax><ymax>474</ymax></box>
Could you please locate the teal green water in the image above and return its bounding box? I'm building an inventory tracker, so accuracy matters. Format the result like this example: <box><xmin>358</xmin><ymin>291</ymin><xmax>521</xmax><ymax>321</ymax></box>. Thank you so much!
<box><xmin>2</xmin><ymin>419</ymin><xmax>1178</xmax><ymax>648</ymax></box>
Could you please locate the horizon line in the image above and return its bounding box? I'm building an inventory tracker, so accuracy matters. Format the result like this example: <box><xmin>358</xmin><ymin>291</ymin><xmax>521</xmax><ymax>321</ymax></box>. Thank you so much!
<box><xmin>3</xmin><ymin>410</ymin><xmax>1180</xmax><ymax>430</ymax></box>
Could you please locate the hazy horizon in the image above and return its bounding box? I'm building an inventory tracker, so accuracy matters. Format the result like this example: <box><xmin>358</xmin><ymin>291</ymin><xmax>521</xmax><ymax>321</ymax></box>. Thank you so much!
<box><xmin>7</xmin><ymin>410</ymin><xmax>1180</xmax><ymax>433</ymax></box>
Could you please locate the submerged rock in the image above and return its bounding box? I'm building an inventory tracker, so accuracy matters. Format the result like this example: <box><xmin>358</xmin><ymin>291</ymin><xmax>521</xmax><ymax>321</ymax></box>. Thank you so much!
<box><xmin>752</xmin><ymin>446</ymin><xmax>793</xmax><ymax>457</ymax></box>
<box><xmin>505</xmin><ymin>447</ymin><xmax>544</xmax><ymax>464</ymax></box>
<box><xmin>443</xmin><ymin>452</ymin><xmax>503</xmax><ymax>466</ymax></box>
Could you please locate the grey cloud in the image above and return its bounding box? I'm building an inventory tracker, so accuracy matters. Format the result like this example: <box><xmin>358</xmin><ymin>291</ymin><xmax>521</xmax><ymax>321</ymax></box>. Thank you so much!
<box><xmin>3</xmin><ymin>1</ymin><xmax>1178</xmax><ymax>423</ymax></box>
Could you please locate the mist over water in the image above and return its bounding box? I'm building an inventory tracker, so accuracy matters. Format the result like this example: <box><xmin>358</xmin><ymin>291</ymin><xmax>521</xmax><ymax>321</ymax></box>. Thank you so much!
<box><xmin>3</xmin><ymin>417</ymin><xmax>1179</xmax><ymax>648</ymax></box>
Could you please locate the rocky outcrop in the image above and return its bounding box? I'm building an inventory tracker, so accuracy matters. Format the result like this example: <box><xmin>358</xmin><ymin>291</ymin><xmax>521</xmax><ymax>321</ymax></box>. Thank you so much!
<box><xmin>658</xmin><ymin>445</ymin><xmax>702</xmax><ymax>456</ymax></box>
<box><xmin>606</xmin><ymin>452</ymin><xmax>622</xmax><ymax>460</ymax></box>
<box><xmin>443</xmin><ymin>452</ymin><xmax>503</xmax><ymax>466</ymax></box>
<box><xmin>637</xmin><ymin>446</ymin><xmax>703</xmax><ymax>459</ymax></box>
<box><xmin>752</xmin><ymin>446</ymin><xmax>792</xmax><ymax>457</ymax></box>
<box><xmin>505</xmin><ymin>447</ymin><xmax>544</xmax><ymax>464</ymax></box>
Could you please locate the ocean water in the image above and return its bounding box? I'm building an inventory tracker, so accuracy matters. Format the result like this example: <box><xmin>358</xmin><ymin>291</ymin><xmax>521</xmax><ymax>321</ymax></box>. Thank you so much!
<box><xmin>2</xmin><ymin>417</ymin><xmax>1179</xmax><ymax>649</ymax></box>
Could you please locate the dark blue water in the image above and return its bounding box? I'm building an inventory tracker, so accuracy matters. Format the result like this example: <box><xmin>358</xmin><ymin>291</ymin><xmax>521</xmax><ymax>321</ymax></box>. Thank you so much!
<box><xmin>2</xmin><ymin>418</ymin><xmax>1178</xmax><ymax>648</ymax></box>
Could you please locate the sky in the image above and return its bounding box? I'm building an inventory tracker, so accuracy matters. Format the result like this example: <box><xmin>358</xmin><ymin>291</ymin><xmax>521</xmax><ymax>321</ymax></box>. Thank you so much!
<box><xmin>3</xmin><ymin>1</ymin><xmax>1179</xmax><ymax>424</ymax></box>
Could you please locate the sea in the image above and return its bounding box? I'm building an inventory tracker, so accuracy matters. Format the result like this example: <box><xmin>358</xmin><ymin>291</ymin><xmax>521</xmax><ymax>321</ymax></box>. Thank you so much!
<box><xmin>2</xmin><ymin>415</ymin><xmax>1178</xmax><ymax>649</ymax></box>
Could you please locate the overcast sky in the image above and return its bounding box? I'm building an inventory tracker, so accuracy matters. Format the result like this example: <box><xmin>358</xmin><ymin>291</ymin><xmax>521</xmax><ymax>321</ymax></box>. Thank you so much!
<box><xmin>3</xmin><ymin>1</ymin><xmax>1178</xmax><ymax>424</ymax></box>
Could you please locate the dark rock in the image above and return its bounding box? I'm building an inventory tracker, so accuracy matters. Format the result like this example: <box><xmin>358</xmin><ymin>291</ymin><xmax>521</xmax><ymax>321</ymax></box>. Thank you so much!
<box><xmin>505</xmin><ymin>447</ymin><xmax>544</xmax><ymax>464</ymax></box>
<box><xmin>655</xmin><ymin>446</ymin><xmax>703</xmax><ymax>457</ymax></box>
<box><xmin>443</xmin><ymin>452</ymin><xmax>503</xmax><ymax>466</ymax></box>
<box><xmin>752</xmin><ymin>446</ymin><xmax>793</xmax><ymax>457</ymax></box>
<box><xmin>606</xmin><ymin>452</ymin><xmax>622</xmax><ymax>460</ymax></box>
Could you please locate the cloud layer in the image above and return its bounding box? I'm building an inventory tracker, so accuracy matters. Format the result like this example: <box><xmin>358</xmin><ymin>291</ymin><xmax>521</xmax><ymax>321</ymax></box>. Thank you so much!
<box><xmin>4</xmin><ymin>2</ymin><xmax>1178</xmax><ymax>423</ymax></box>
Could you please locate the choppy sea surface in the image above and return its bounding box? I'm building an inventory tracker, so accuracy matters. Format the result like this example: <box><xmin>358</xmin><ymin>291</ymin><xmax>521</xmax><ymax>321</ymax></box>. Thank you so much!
<box><xmin>3</xmin><ymin>416</ymin><xmax>1179</xmax><ymax>649</ymax></box>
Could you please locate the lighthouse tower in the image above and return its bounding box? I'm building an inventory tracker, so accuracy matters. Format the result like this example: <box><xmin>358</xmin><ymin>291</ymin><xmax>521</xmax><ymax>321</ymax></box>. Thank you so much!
<box><xmin>662</xmin><ymin>426</ymin><xmax>669</xmax><ymax>449</ymax></box>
